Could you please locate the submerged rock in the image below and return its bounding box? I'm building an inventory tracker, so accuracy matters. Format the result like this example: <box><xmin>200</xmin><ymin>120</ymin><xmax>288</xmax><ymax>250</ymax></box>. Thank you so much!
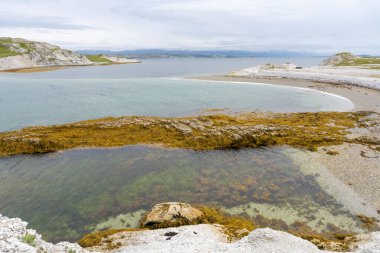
<box><xmin>142</xmin><ymin>202</ymin><xmax>204</xmax><ymax>228</ymax></box>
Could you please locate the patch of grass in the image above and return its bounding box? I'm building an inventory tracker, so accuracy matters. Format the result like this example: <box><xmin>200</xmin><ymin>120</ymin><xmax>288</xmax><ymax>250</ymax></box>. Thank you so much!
<box><xmin>22</xmin><ymin>233</ymin><xmax>36</xmax><ymax>247</ymax></box>
<box><xmin>337</xmin><ymin>57</ymin><xmax>380</xmax><ymax>67</ymax></box>
<box><xmin>0</xmin><ymin>111</ymin><xmax>370</xmax><ymax>157</ymax></box>
<box><xmin>86</xmin><ymin>54</ymin><xmax>112</xmax><ymax>63</ymax></box>
<box><xmin>0</xmin><ymin>44</ymin><xmax>20</xmax><ymax>58</ymax></box>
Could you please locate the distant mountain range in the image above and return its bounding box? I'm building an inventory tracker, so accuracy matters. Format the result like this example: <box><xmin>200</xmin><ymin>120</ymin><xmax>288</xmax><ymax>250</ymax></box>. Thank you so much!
<box><xmin>76</xmin><ymin>49</ymin><xmax>320</xmax><ymax>59</ymax></box>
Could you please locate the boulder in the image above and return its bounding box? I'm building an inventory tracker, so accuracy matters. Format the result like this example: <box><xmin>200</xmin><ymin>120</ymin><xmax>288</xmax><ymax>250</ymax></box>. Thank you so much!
<box><xmin>142</xmin><ymin>202</ymin><xmax>204</xmax><ymax>228</ymax></box>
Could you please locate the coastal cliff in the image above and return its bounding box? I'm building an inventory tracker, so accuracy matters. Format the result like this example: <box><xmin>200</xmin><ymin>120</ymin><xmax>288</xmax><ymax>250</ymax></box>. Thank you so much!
<box><xmin>0</xmin><ymin>37</ymin><xmax>139</xmax><ymax>71</ymax></box>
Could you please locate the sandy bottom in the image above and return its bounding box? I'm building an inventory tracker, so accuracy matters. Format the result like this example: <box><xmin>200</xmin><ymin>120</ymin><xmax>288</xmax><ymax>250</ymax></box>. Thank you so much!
<box><xmin>194</xmin><ymin>75</ymin><xmax>380</xmax><ymax>215</ymax></box>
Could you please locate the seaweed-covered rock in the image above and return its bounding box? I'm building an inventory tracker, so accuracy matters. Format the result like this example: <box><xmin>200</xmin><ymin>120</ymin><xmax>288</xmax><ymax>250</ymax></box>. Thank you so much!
<box><xmin>142</xmin><ymin>202</ymin><xmax>204</xmax><ymax>228</ymax></box>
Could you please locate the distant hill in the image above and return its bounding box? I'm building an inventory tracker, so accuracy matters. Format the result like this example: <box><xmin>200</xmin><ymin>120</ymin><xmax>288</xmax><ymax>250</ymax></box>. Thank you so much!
<box><xmin>0</xmin><ymin>37</ymin><xmax>138</xmax><ymax>71</ymax></box>
<box><xmin>320</xmin><ymin>52</ymin><xmax>380</xmax><ymax>69</ymax></box>
<box><xmin>77</xmin><ymin>49</ymin><xmax>318</xmax><ymax>59</ymax></box>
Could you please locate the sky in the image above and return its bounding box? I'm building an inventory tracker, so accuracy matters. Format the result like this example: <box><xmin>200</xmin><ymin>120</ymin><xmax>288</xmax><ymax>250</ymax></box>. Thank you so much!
<box><xmin>0</xmin><ymin>0</ymin><xmax>379</xmax><ymax>54</ymax></box>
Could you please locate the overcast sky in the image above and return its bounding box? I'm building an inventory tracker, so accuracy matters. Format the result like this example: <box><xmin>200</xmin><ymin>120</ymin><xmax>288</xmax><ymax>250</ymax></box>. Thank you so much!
<box><xmin>1</xmin><ymin>0</ymin><xmax>379</xmax><ymax>54</ymax></box>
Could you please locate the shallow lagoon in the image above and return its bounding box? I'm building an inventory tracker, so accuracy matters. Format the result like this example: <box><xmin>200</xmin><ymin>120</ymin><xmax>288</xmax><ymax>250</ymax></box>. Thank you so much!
<box><xmin>0</xmin><ymin>146</ymin><xmax>368</xmax><ymax>242</ymax></box>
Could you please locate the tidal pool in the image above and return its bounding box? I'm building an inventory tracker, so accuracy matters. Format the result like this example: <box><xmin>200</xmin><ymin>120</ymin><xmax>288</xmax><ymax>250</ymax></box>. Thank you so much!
<box><xmin>0</xmin><ymin>146</ymin><xmax>369</xmax><ymax>242</ymax></box>
<box><xmin>0</xmin><ymin>77</ymin><xmax>354</xmax><ymax>131</ymax></box>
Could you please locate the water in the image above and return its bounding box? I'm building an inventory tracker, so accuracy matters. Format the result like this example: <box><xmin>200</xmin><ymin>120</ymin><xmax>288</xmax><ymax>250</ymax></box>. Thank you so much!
<box><xmin>0</xmin><ymin>146</ymin><xmax>365</xmax><ymax>242</ymax></box>
<box><xmin>4</xmin><ymin>57</ymin><xmax>325</xmax><ymax>79</ymax></box>
<box><xmin>0</xmin><ymin>76</ymin><xmax>353</xmax><ymax>132</ymax></box>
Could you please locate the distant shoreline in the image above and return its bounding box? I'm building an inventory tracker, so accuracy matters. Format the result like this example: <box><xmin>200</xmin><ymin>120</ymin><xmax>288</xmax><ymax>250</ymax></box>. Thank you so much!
<box><xmin>191</xmin><ymin>75</ymin><xmax>380</xmax><ymax>113</ymax></box>
<box><xmin>0</xmin><ymin>61</ymin><xmax>140</xmax><ymax>73</ymax></box>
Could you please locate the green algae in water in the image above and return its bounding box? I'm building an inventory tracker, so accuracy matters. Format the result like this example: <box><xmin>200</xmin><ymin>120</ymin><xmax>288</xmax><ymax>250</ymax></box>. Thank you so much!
<box><xmin>0</xmin><ymin>146</ymin><xmax>369</xmax><ymax>242</ymax></box>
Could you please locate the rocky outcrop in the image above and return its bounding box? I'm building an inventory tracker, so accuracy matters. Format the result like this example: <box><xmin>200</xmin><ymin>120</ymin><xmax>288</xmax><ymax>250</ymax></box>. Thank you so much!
<box><xmin>0</xmin><ymin>214</ymin><xmax>91</xmax><ymax>253</ymax></box>
<box><xmin>228</xmin><ymin>59</ymin><xmax>380</xmax><ymax>90</ymax></box>
<box><xmin>0</xmin><ymin>37</ymin><xmax>92</xmax><ymax>70</ymax></box>
<box><xmin>320</xmin><ymin>52</ymin><xmax>358</xmax><ymax>66</ymax></box>
<box><xmin>230</xmin><ymin>63</ymin><xmax>300</xmax><ymax>76</ymax></box>
<box><xmin>0</xmin><ymin>37</ymin><xmax>139</xmax><ymax>71</ymax></box>
<box><xmin>141</xmin><ymin>202</ymin><xmax>204</xmax><ymax>228</ymax></box>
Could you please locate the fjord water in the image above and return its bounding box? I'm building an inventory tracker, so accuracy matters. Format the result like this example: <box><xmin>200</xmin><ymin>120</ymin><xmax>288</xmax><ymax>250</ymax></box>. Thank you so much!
<box><xmin>0</xmin><ymin>57</ymin><xmax>353</xmax><ymax>131</ymax></box>
<box><xmin>0</xmin><ymin>146</ymin><xmax>365</xmax><ymax>242</ymax></box>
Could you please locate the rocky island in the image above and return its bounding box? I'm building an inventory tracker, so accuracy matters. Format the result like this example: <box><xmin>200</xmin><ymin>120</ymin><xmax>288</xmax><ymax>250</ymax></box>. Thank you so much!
<box><xmin>0</xmin><ymin>37</ymin><xmax>139</xmax><ymax>72</ymax></box>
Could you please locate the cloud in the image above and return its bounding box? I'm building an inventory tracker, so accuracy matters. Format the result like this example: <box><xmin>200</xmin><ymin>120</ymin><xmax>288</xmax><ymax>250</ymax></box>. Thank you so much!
<box><xmin>0</xmin><ymin>0</ymin><xmax>379</xmax><ymax>54</ymax></box>
<box><xmin>0</xmin><ymin>15</ymin><xmax>93</xmax><ymax>30</ymax></box>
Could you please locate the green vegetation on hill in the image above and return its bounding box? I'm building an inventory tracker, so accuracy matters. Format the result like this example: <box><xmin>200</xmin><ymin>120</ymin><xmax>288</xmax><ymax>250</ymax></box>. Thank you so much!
<box><xmin>0</xmin><ymin>45</ymin><xmax>19</xmax><ymax>58</ymax></box>
<box><xmin>332</xmin><ymin>52</ymin><xmax>380</xmax><ymax>69</ymax></box>
<box><xmin>0</xmin><ymin>38</ymin><xmax>34</xmax><ymax>58</ymax></box>
<box><xmin>86</xmin><ymin>54</ymin><xmax>112</xmax><ymax>63</ymax></box>
<box><xmin>0</xmin><ymin>38</ymin><xmax>20</xmax><ymax>58</ymax></box>
<box><xmin>336</xmin><ymin>57</ymin><xmax>380</xmax><ymax>67</ymax></box>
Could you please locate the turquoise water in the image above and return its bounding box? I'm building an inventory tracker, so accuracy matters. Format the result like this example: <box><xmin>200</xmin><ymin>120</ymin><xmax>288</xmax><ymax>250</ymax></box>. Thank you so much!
<box><xmin>0</xmin><ymin>77</ymin><xmax>353</xmax><ymax>131</ymax></box>
<box><xmin>0</xmin><ymin>146</ymin><xmax>364</xmax><ymax>242</ymax></box>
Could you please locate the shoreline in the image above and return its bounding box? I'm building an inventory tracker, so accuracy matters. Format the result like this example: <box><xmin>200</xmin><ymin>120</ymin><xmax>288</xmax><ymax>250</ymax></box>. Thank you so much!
<box><xmin>0</xmin><ymin>61</ymin><xmax>140</xmax><ymax>73</ymax></box>
<box><xmin>194</xmin><ymin>75</ymin><xmax>380</xmax><ymax>213</ymax></box>
<box><xmin>191</xmin><ymin>75</ymin><xmax>380</xmax><ymax>113</ymax></box>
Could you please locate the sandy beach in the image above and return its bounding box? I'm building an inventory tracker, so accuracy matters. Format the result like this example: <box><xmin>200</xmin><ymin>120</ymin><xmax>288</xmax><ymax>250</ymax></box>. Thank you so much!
<box><xmin>194</xmin><ymin>75</ymin><xmax>380</xmax><ymax>214</ymax></box>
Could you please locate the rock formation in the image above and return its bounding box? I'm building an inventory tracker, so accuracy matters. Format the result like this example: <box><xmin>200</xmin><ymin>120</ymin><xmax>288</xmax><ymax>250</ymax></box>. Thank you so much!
<box><xmin>0</xmin><ymin>37</ymin><xmax>138</xmax><ymax>71</ymax></box>
<box><xmin>142</xmin><ymin>202</ymin><xmax>204</xmax><ymax>228</ymax></box>
<box><xmin>320</xmin><ymin>52</ymin><xmax>358</xmax><ymax>66</ymax></box>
